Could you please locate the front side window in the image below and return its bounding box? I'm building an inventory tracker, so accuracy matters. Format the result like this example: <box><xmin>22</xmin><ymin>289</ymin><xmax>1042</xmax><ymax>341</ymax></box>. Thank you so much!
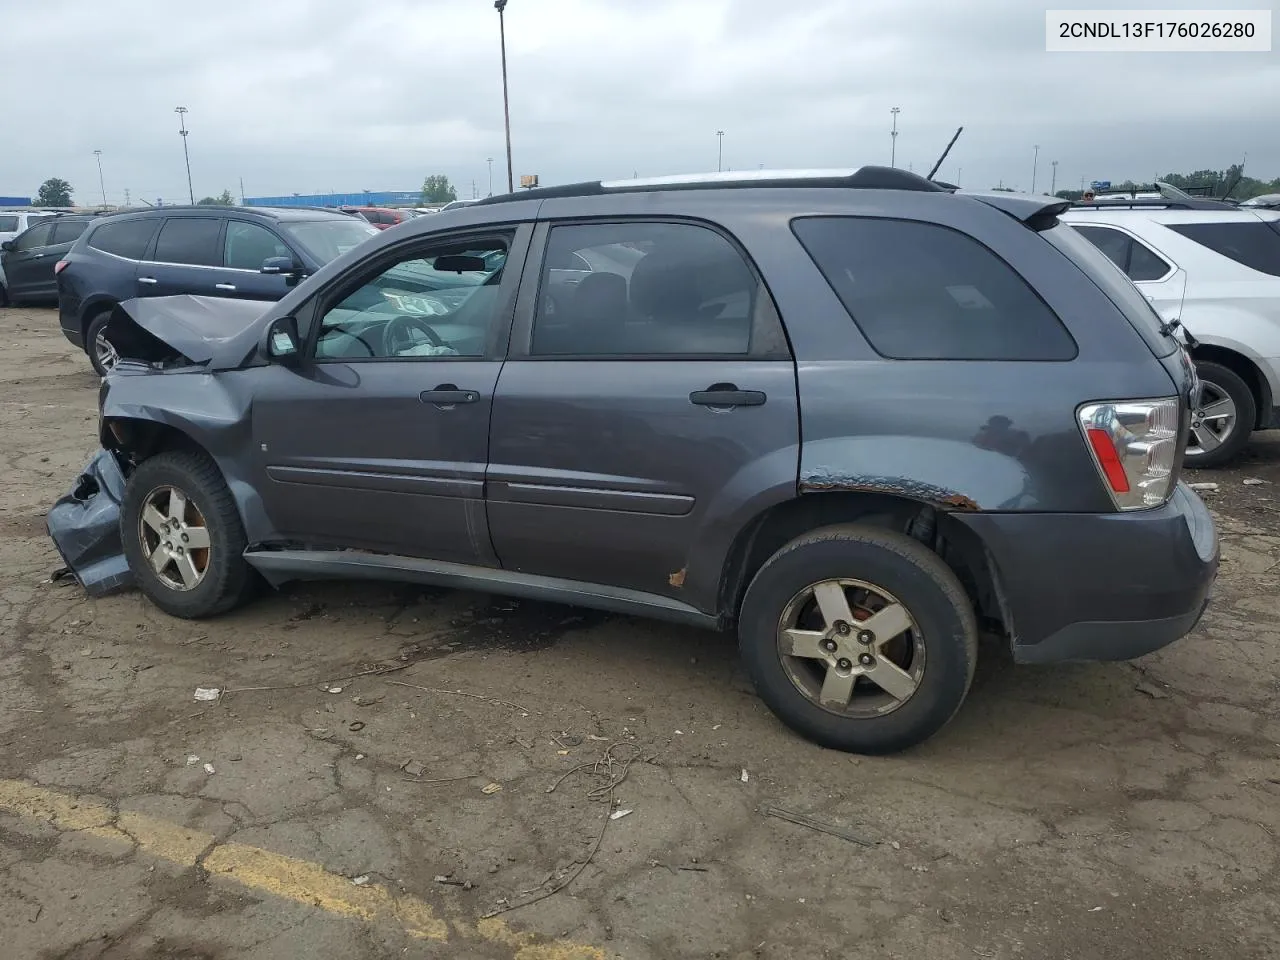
<box><xmin>153</xmin><ymin>218</ymin><xmax>222</xmax><ymax>266</ymax></box>
<box><xmin>281</xmin><ymin>219</ymin><xmax>378</xmax><ymax>263</ymax></box>
<box><xmin>13</xmin><ymin>221</ymin><xmax>54</xmax><ymax>251</ymax></box>
<box><xmin>531</xmin><ymin>221</ymin><xmax>763</xmax><ymax>356</ymax></box>
<box><xmin>1167</xmin><ymin>220</ymin><xmax>1280</xmax><ymax>277</ymax></box>
<box><xmin>224</xmin><ymin>221</ymin><xmax>291</xmax><ymax>270</ymax></box>
<box><xmin>88</xmin><ymin>219</ymin><xmax>160</xmax><ymax>260</ymax></box>
<box><xmin>793</xmin><ymin>216</ymin><xmax>1077</xmax><ymax>361</ymax></box>
<box><xmin>314</xmin><ymin>235</ymin><xmax>510</xmax><ymax>360</ymax></box>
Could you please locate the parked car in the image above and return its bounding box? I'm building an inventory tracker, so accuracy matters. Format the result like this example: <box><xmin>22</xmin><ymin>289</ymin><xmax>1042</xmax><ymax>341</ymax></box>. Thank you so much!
<box><xmin>1</xmin><ymin>214</ymin><xmax>96</xmax><ymax>305</ymax></box>
<box><xmin>57</xmin><ymin>205</ymin><xmax>379</xmax><ymax>374</ymax></box>
<box><xmin>0</xmin><ymin>209</ymin><xmax>57</xmax><ymax>245</ymax></box>
<box><xmin>1062</xmin><ymin>198</ymin><xmax>1280</xmax><ymax>466</ymax></box>
<box><xmin>437</xmin><ymin>198</ymin><xmax>480</xmax><ymax>212</ymax></box>
<box><xmin>340</xmin><ymin>206</ymin><xmax>417</xmax><ymax>230</ymax></box>
<box><xmin>59</xmin><ymin>167</ymin><xmax>1217</xmax><ymax>754</ymax></box>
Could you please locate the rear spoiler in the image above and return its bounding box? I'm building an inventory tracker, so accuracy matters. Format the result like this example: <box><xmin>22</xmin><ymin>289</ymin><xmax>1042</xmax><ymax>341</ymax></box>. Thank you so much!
<box><xmin>963</xmin><ymin>191</ymin><xmax>1072</xmax><ymax>231</ymax></box>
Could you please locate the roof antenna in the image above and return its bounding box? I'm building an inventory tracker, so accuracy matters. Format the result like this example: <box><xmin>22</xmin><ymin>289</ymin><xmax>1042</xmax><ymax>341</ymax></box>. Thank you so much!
<box><xmin>1220</xmin><ymin>153</ymin><xmax>1246</xmax><ymax>201</ymax></box>
<box><xmin>927</xmin><ymin>126</ymin><xmax>963</xmax><ymax>182</ymax></box>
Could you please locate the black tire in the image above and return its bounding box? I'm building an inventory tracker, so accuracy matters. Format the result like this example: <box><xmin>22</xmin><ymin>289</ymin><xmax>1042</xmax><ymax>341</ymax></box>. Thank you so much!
<box><xmin>1185</xmin><ymin>361</ymin><xmax>1256</xmax><ymax>469</ymax></box>
<box><xmin>120</xmin><ymin>450</ymin><xmax>254</xmax><ymax>619</ymax></box>
<box><xmin>85</xmin><ymin>310</ymin><xmax>119</xmax><ymax>377</ymax></box>
<box><xmin>738</xmin><ymin>524</ymin><xmax>978</xmax><ymax>755</ymax></box>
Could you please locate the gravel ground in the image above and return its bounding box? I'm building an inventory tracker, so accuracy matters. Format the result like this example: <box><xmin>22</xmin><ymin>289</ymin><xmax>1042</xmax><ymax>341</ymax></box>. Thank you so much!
<box><xmin>1</xmin><ymin>305</ymin><xmax>1278</xmax><ymax>960</ymax></box>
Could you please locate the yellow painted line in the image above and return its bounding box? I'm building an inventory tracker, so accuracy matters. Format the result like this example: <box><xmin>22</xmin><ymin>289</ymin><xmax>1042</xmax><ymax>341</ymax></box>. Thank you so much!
<box><xmin>0</xmin><ymin>779</ymin><xmax>604</xmax><ymax>958</ymax></box>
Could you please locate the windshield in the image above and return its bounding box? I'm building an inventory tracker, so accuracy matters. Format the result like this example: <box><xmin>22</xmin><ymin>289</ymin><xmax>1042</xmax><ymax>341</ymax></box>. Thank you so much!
<box><xmin>1044</xmin><ymin>223</ymin><xmax>1177</xmax><ymax>357</ymax></box>
<box><xmin>281</xmin><ymin>219</ymin><xmax>379</xmax><ymax>263</ymax></box>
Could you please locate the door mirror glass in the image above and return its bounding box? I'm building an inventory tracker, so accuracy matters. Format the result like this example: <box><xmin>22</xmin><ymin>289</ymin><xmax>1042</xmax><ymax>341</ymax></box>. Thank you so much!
<box><xmin>266</xmin><ymin>316</ymin><xmax>301</xmax><ymax>365</ymax></box>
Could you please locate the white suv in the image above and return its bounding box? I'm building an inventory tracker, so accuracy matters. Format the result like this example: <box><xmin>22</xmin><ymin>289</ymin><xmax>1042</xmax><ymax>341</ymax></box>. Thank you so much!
<box><xmin>1063</xmin><ymin>199</ymin><xmax>1280</xmax><ymax>467</ymax></box>
<box><xmin>0</xmin><ymin>210</ymin><xmax>57</xmax><ymax>304</ymax></box>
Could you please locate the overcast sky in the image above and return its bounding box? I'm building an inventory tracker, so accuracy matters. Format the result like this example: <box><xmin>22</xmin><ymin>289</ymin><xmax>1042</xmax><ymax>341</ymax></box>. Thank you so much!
<box><xmin>5</xmin><ymin>0</ymin><xmax>1277</xmax><ymax>204</ymax></box>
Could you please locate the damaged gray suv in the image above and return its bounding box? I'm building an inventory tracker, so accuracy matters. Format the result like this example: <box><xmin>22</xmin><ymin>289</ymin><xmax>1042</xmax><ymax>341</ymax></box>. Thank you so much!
<box><xmin>50</xmin><ymin>168</ymin><xmax>1219</xmax><ymax>754</ymax></box>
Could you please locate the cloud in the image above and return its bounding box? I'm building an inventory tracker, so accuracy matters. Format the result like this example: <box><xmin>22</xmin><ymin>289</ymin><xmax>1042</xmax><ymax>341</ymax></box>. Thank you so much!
<box><xmin>4</xmin><ymin>0</ymin><xmax>1275</xmax><ymax>203</ymax></box>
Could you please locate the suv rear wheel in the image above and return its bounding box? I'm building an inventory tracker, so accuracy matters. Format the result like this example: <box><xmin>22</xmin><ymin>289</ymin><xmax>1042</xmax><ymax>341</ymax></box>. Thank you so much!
<box><xmin>120</xmin><ymin>450</ymin><xmax>254</xmax><ymax>619</ymax></box>
<box><xmin>1186</xmin><ymin>361</ymin><xmax>1255</xmax><ymax>469</ymax></box>
<box><xmin>86</xmin><ymin>311</ymin><xmax>120</xmax><ymax>376</ymax></box>
<box><xmin>738</xmin><ymin>524</ymin><xmax>978</xmax><ymax>754</ymax></box>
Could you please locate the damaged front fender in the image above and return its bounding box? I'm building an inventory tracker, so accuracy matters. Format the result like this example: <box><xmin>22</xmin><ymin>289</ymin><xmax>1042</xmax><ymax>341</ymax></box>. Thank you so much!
<box><xmin>45</xmin><ymin>448</ymin><xmax>133</xmax><ymax>596</ymax></box>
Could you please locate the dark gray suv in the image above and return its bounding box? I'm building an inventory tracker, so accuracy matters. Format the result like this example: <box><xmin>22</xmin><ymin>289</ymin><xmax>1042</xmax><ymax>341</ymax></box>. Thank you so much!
<box><xmin>58</xmin><ymin>167</ymin><xmax>1219</xmax><ymax>753</ymax></box>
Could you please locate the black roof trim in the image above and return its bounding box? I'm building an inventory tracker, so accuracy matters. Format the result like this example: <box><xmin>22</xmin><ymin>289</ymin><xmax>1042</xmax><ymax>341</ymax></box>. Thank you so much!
<box><xmin>1070</xmin><ymin>198</ymin><xmax>1237</xmax><ymax>211</ymax></box>
<box><xmin>473</xmin><ymin>166</ymin><xmax>947</xmax><ymax>206</ymax></box>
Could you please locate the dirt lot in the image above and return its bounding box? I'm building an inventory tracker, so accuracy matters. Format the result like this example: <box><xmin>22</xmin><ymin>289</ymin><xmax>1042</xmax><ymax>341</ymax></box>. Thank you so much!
<box><xmin>1</xmin><ymin>305</ymin><xmax>1278</xmax><ymax>960</ymax></box>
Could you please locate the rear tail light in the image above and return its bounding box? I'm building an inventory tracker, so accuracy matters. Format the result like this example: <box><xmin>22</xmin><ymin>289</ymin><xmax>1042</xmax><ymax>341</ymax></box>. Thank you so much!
<box><xmin>54</xmin><ymin>260</ymin><xmax>70</xmax><ymax>275</ymax></box>
<box><xmin>1078</xmin><ymin>398</ymin><xmax>1180</xmax><ymax>510</ymax></box>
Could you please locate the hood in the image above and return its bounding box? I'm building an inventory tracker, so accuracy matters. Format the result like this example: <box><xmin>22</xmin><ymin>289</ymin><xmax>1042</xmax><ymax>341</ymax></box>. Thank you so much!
<box><xmin>112</xmin><ymin>294</ymin><xmax>273</xmax><ymax>370</ymax></box>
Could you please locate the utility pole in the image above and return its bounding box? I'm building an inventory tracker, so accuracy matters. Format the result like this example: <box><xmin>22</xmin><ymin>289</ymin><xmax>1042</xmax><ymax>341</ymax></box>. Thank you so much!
<box><xmin>487</xmin><ymin>157</ymin><xmax>494</xmax><ymax>196</ymax></box>
<box><xmin>239</xmin><ymin>176</ymin><xmax>246</xmax><ymax>204</ymax></box>
<box><xmin>124</xmin><ymin>187</ymin><xmax>131</xmax><ymax>207</ymax></box>
<box><xmin>716</xmin><ymin>130</ymin><xmax>725</xmax><ymax>171</ymax></box>
<box><xmin>1031</xmin><ymin>144</ymin><xmax>1040</xmax><ymax>194</ymax></box>
<box><xmin>890</xmin><ymin>107</ymin><xmax>901</xmax><ymax>167</ymax></box>
<box><xmin>93</xmin><ymin>150</ymin><xmax>106</xmax><ymax>206</ymax></box>
<box><xmin>1050</xmin><ymin>160</ymin><xmax>1058</xmax><ymax>195</ymax></box>
<box><xmin>495</xmin><ymin>1</ymin><xmax>514</xmax><ymax>193</ymax></box>
<box><xmin>175</xmin><ymin>107</ymin><xmax>194</xmax><ymax>204</ymax></box>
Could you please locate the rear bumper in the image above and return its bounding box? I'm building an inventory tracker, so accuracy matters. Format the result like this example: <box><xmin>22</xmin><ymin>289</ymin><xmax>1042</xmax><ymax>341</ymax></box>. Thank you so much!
<box><xmin>59</xmin><ymin>298</ymin><xmax>84</xmax><ymax>348</ymax></box>
<box><xmin>957</xmin><ymin>482</ymin><xmax>1218</xmax><ymax>664</ymax></box>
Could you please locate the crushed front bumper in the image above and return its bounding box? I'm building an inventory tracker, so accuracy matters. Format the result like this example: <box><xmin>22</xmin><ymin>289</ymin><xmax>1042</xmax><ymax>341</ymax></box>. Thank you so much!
<box><xmin>46</xmin><ymin>448</ymin><xmax>133</xmax><ymax>596</ymax></box>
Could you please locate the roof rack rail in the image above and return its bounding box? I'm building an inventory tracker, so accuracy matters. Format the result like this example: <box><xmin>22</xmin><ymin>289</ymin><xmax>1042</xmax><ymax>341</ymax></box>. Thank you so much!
<box><xmin>1071</xmin><ymin>197</ymin><xmax>1237</xmax><ymax>211</ymax></box>
<box><xmin>473</xmin><ymin>165</ymin><xmax>948</xmax><ymax>205</ymax></box>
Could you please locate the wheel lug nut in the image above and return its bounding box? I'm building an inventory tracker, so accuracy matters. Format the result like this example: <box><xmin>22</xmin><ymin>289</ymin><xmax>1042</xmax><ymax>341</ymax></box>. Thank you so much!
<box><xmin>181</xmin><ymin>533</ymin><xmax>189</xmax><ymax>543</ymax></box>
<box><xmin>857</xmin><ymin>630</ymin><xmax>874</xmax><ymax>645</ymax></box>
<box><xmin>835</xmin><ymin>620</ymin><xmax>851</xmax><ymax>636</ymax></box>
<box><xmin>858</xmin><ymin>653</ymin><xmax>875</xmax><ymax>666</ymax></box>
<box><xmin>176</xmin><ymin>546</ymin><xmax>184</xmax><ymax>555</ymax></box>
<box><xmin>821</xmin><ymin>639</ymin><xmax>838</xmax><ymax>653</ymax></box>
<box><xmin>837</xmin><ymin>658</ymin><xmax>853</xmax><ymax>671</ymax></box>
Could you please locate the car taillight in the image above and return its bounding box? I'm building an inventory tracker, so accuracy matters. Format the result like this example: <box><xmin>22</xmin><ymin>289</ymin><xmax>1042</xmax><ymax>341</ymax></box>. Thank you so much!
<box><xmin>54</xmin><ymin>260</ymin><xmax>70</xmax><ymax>275</ymax></box>
<box><xmin>1078</xmin><ymin>398</ymin><xmax>1180</xmax><ymax>510</ymax></box>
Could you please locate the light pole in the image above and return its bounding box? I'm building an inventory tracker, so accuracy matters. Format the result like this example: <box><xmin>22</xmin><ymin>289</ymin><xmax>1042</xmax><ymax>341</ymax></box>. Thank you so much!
<box><xmin>1031</xmin><ymin>144</ymin><xmax>1040</xmax><ymax>194</ymax></box>
<box><xmin>93</xmin><ymin>150</ymin><xmax>106</xmax><ymax>206</ymax></box>
<box><xmin>716</xmin><ymin>130</ymin><xmax>725</xmax><ymax>172</ymax></box>
<box><xmin>495</xmin><ymin>1</ymin><xmax>514</xmax><ymax>193</ymax></box>
<box><xmin>890</xmin><ymin>107</ymin><xmax>901</xmax><ymax>167</ymax></box>
<box><xmin>175</xmin><ymin>107</ymin><xmax>194</xmax><ymax>204</ymax></box>
<box><xmin>1050</xmin><ymin>159</ymin><xmax>1058</xmax><ymax>195</ymax></box>
<box><xmin>487</xmin><ymin>157</ymin><xmax>494</xmax><ymax>196</ymax></box>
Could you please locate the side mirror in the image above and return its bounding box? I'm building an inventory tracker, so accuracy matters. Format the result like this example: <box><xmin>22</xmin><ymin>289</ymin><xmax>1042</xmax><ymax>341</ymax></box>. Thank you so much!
<box><xmin>0</xmin><ymin>240</ymin><xmax>14</xmax><ymax>252</ymax></box>
<box><xmin>261</xmin><ymin>256</ymin><xmax>299</xmax><ymax>276</ymax></box>
<box><xmin>266</xmin><ymin>316</ymin><xmax>302</xmax><ymax>366</ymax></box>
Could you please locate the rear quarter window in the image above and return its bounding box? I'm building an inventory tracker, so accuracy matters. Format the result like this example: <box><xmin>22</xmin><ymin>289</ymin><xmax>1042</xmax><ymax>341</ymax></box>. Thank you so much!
<box><xmin>1166</xmin><ymin>220</ymin><xmax>1280</xmax><ymax>277</ymax></box>
<box><xmin>791</xmin><ymin>216</ymin><xmax>1077</xmax><ymax>361</ymax></box>
<box><xmin>0</xmin><ymin>215</ymin><xmax>18</xmax><ymax>232</ymax></box>
<box><xmin>88</xmin><ymin>219</ymin><xmax>161</xmax><ymax>260</ymax></box>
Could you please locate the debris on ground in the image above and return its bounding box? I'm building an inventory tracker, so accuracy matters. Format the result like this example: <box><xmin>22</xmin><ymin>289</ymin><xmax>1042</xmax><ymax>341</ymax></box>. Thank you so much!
<box><xmin>308</xmin><ymin>728</ymin><xmax>335</xmax><ymax>741</ymax></box>
<box><xmin>1188</xmin><ymin>482</ymin><xmax>1219</xmax><ymax>492</ymax></box>
<box><xmin>202</xmin><ymin>763</ymin><xmax>215</xmax><ymax>775</ymax></box>
<box><xmin>348</xmin><ymin>721</ymin><xmax>366</xmax><ymax>732</ymax></box>
<box><xmin>556</xmin><ymin>734</ymin><xmax>583</xmax><ymax>747</ymax></box>
<box><xmin>1243</xmin><ymin>478</ymin><xmax>1267</xmax><ymax>485</ymax></box>
<box><xmin>351</xmin><ymin>695</ymin><xmax>382</xmax><ymax>707</ymax></box>
<box><xmin>609</xmin><ymin>808</ymin><xmax>633</xmax><ymax>821</ymax></box>
<box><xmin>481</xmin><ymin>782</ymin><xmax>503</xmax><ymax>795</ymax></box>
<box><xmin>762</xmin><ymin>805</ymin><xmax>876</xmax><ymax>847</ymax></box>
<box><xmin>588</xmin><ymin>734</ymin><xmax>609</xmax><ymax>742</ymax></box>
<box><xmin>193</xmin><ymin>687</ymin><xmax>221</xmax><ymax>702</ymax></box>
<box><xmin>351</xmin><ymin>875</ymin><xmax>370</xmax><ymax>886</ymax></box>
<box><xmin>326</xmin><ymin>686</ymin><xmax>343</xmax><ymax>694</ymax></box>
<box><xmin>1135</xmin><ymin>682</ymin><xmax>1171</xmax><ymax>700</ymax></box>
<box><xmin>185</xmin><ymin>755</ymin><xmax>200</xmax><ymax>766</ymax></box>
<box><xmin>400</xmin><ymin>759</ymin><xmax>426</xmax><ymax>778</ymax></box>
<box><xmin>434</xmin><ymin>874</ymin><xmax>474</xmax><ymax>889</ymax></box>
<box><xmin>740</xmin><ymin>769</ymin><xmax>749</xmax><ymax>783</ymax></box>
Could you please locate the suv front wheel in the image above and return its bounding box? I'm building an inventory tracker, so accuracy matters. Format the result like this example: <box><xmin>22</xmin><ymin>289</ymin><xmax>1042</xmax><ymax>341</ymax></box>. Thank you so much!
<box><xmin>120</xmin><ymin>450</ymin><xmax>255</xmax><ymax>619</ymax></box>
<box><xmin>1185</xmin><ymin>361</ymin><xmax>1255</xmax><ymax>469</ymax></box>
<box><xmin>738</xmin><ymin>524</ymin><xmax>978</xmax><ymax>754</ymax></box>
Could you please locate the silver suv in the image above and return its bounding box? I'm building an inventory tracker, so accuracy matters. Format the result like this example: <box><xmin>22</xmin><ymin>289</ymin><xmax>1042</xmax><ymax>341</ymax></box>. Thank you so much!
<box><xmin>1063</xmin><ymin>196</ymin><xmax>1280</xmax><ymax>467</ymax></box>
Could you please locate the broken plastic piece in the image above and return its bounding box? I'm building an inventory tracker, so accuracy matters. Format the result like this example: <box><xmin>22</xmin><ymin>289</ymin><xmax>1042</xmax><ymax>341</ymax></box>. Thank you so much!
<box><xmin>481</xmin><ymin>782</ymin><xmax>502</xmax><ymax>795</ymax></box>
<box><xmin>609</xmin><ymin>809</ymin><xmax>633</xmax><ymax>821</ymax></box>
<box><xmin>193</xmin><ymin>687</ymin><xmax>221</xmax><ymax>702</ymax></box>
<box><xmin>45</xmin><ymin>449</ymin><xmax>133</xmax><ymax>597</ymax></box>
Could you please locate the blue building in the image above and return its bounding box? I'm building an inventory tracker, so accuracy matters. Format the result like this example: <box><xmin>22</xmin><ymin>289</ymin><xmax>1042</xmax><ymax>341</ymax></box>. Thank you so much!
<box><xmin>244</xmin><ymin>191</ymin><xmax>422</xmax><ymax>208</ymax></box>
<box><xmin>0</xmin><ymin>196</ymin><xmax>32</xmax><ymax>207</ymax></box>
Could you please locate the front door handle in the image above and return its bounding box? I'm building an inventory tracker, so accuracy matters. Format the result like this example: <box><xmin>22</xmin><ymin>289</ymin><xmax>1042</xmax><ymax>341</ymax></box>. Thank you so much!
<box><xmin>215</xmin><ymin>282</ymin><xmax>237</xmax><ymax>291</ymax></box>
<box><xmin>690</xmin><ymin>384</ymin><xmax>767</xmax><ymax>407</ymax></box>
<box><xmin>31</xmin><ymin>252</ymin><xmax>45</xmax><ymax>259</ymax></box>
<box><xmin>138</xmin><ymin>276</ymin><xmax>158</xmax><ymax>285</ymax></box>
<box><xmin>420</xmin><ymin>384</ymin><xmax>480</xmax><ymax>405</ymax></box>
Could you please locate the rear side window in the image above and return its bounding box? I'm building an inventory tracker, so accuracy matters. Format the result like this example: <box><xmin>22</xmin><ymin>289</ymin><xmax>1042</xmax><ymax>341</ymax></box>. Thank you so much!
<box><xmin>1072</xmin><ymin>225</ymin><xmax>1172</xmax><ymax>282</ymax></box>
<box><xmin>792</xmin><ymin>217</ymin><xmax>1077</xmax><ymax>361</ymax></box>
<box><xmin>1166</xmin><ymin>220</ymin><xmax>1280</xmax><ymax>277</ymax></box>
<box><xmin>153</xmin><ymin>218</ymin><xmax>222</xmax><ymax>266</ymax></box>
<box><xmin>89</xmin><ymin>219</ymin><xmax>160</xmax><ymax>260</ymax></box>
<box><xmin>0</xmin><ymin>215</ymin><xmax>18</xmax><ymax>232</ymax></box>
<box><xmin>51</xmin><ymin>219</ymin><xmax>89</xmax><ymax>244</ymax></box>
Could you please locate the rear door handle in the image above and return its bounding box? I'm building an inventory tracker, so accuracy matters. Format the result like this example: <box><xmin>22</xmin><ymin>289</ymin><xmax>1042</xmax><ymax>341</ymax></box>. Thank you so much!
<box><xmin>420</xmin><ymin>385</ymin><xmax>480</xmax><ymax>405</ymax></box>
<box><xmin>690</xmin><ymin>384</ymin><xmax>767</xmax><ymax>407</ymax></box>
<box><xmin>215</xmin><ymin>283</ymin><xmax>237</xmax><ymax>291</ymax></box>
<box><xmin>138</xmin><ymin>276</ymin><xmax>158</xmax><ymax>285</ymax></box>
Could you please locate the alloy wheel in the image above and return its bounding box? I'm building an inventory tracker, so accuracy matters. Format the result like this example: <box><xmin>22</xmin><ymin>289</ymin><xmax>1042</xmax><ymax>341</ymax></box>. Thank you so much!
<box><xmin>1186</xmin><ymin>379</ymin><xmax>1237</xmax><ymax>457</ymax></box>
<box><xmin>138</xmin><ymin>486</ymin><xmax>211</xmax><ymax>591</ymax></box>
<box><xmin>776</xmin><ymin>578</ymin><xmax>925</xmax><ymax>717</ymax></box>
<box><xmin>94</xmin><ymin>329</ymin><xmax>120</xmax><ymax>372</ymax></box>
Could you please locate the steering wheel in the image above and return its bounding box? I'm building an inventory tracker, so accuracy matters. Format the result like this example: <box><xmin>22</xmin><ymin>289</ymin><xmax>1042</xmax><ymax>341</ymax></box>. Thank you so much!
<box><xmin>382</xmin><ymin>314</ymin><xmax>446</xmax><ymax>356</ymax></box>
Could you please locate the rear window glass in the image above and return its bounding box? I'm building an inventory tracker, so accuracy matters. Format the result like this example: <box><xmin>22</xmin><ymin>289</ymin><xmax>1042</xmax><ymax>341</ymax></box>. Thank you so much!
<box><xmin>89</xmin><ymin>219</ymin><xmax>160</xmax><ymax>260</ymax></box>
<box><xmin>792</xmin><ymin>216</ymin><xmax>1077</xmax><ymax>361</ymax></box>
<box><xmin>1046</xmin><ymin>224</ymin><xmax>1176</xmax><ymax>357</ymax></box>
<box><xmin>154</xmin><ymin>218</ymin><xmax>222</xmax><ymax>266</ymax></box>
<box><xmin>0</xmin><ymin>215</ymin><xmax>18</xmax><ymax>232</ymax></box>
<box><xmin>52</xmin><ymin>219</ymin><xmax>89</xmax><ymax>244</ymax></box>
<box><xmin>1166</xmin><ymin>220</ymin><xmax>1280</xmax><ymax>277</ymax></box>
